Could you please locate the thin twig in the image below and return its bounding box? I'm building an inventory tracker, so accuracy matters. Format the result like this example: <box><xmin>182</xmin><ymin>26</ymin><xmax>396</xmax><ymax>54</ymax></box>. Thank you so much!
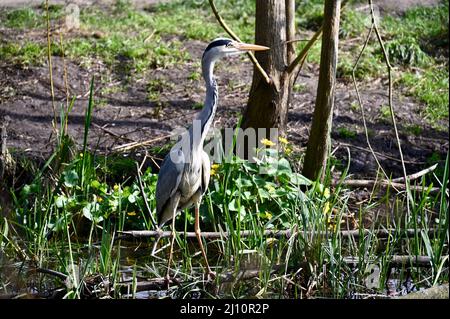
<box><xmin>45</xmin><ymin>0</ymin><xmax>57</xmax><ymax>133</ymax></box>
<box><xmin>337</xmin><ymin>142</ymin><xmax>425</xmax><ymax>165</ymax></box>
<box><xmin>92</xmin><ymin>123</ymin><xmax>134</xmax><ymax>142</ymax></box>
<box><xmin>369</xmin><ymin>0</ymin><xmax>411</xmax><ymax>216</ymax></box>
<box><xmin>31</xmin><ymin>267</ymin><xmax>68</xmax><ymax>281</ymax></box>
<box><xmin>59</xmin><ymin>30</ymin><xmax>70</xmax><ymax>132</ymax></box>
<box><xmin>208</xmin><ymin>0</ymin><xmax>271</xmax><ymax>84</ymax></box>
<box><xmin>286</xmin><ymin>26</ymin><xmax>323</xmax><ymax>75</ymax></box>
<box><xmin>287</xmin><ymin>0</ymin><xmax>349</xmax><ymax>75</ymax></box>
<box><xmin>351</xmin><ymin>24</ymin><xmax>395</xmax><ymax>187</ymax></box>
<box><xmin>112</xmin><ymin>133</ymin><xmax>175</xmax><ymax>152</ymax></box>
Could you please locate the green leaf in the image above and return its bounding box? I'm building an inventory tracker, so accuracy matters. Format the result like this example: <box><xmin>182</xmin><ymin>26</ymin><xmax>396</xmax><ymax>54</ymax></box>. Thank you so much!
<box><xmin>236</xmin><ymin>177</ymin><xmax>253</xmax><ymax>188</ymax></box>
<box><xmin>91</xmin><ymin>180</ymin><xmax>101</xmax><ymax>189</ymax></box>
<box><xmin>55</xmin><ymin>195</ymin><xmax>68</xmax><ymax>208</ymax></box>
<box><xmin>242</xmin><ymin>191</ymin><xmax>252</xmax><ymax>201</ymax></box>
<box><xmin>228</xmin><ymin>199</ymin><xmax>238</xmax><ymax>211</ymax></box>
<box><xmin>290</xmin><ymin>173</ymin><xmax>312</xmax><ymax>186</ymax></box>
<box><xmin>64</xmin><ymin>170</ymin><xmax>79</xmax><ymax>188</ymax></box>
<box><xmin>128</xmin><ymin>193</ymin><xmax>136</xmax><ymax>203</ymax></box>
<box><xmin>82</xmin><ymin>202</ymin><xmax>103</xmax><ymax>223</ymax></box>
<box><xmin>242</xmin><ymin>161</ymin><xmax>258</xmax><ymax>172</ymax></box>
<box><xmin>258</xmin><ymin>188</ymin><xmax>270</xmax><ymax>199</ymax></box>
<box><xmin>238</xmin><ymin>206</ymin><xmax>246</xmax><ymax>221</ymax></box>
<box><xmin>277</xmin><ymin>158</ymin><xmax>292</xmax><ymax>174</ymax></box>
<box><xmin>21</xmin><ymin>184</ymin><xmax>31</xmax><ymax>196</ymax></box>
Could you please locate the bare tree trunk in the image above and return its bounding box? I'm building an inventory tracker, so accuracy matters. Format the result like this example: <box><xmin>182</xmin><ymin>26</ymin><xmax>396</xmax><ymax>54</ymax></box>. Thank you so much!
<box><xmin>241</xmin><ymin>0</ymin><xmax>295</xmax><ymax>135</ymax></box>
<box><xmin>302</xmin><ymin>0</ymin><xmax>341</xmax><ymax>181</ymax></box>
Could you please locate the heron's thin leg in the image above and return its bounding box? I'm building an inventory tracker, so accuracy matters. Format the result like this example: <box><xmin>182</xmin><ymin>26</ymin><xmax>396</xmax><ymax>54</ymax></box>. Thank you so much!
<box><xmin>165</xmin><ymin>214</ymin><xmax>177</xmax><ymax>284</ymax></box>
<box><xmin>150</xmin><ymin>227</ymin><xmax>165</xmax><ymax>260</ymax></box>
<box><xmin>194</xmin><ymin>201</ymin><xmax>215</xmax><ymax>280</ymax></box>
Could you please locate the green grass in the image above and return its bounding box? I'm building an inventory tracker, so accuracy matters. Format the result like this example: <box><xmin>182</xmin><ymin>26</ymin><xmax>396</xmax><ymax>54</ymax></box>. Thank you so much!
<box><xmin>2</xmin><ymin>5</ymin><xmax>64</xmax><ymax>29</ymax></box>
<box><xmin>0</xmin><ymin>41</ymin><xmax>46</xmax><ymax>66</ymax></box>
<box><xmin>337</xmin><ymin>127</ymin><xmax>357</xmax><ymax>139</ymax></box>
<box><xmin>399</xmin><ymin>66</ymin><xmax>449</xmax><ymax>121</ymax></box>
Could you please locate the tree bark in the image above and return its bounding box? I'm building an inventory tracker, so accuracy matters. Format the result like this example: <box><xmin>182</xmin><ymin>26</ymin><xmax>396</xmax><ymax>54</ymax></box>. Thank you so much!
<box><xmin>302</xmin><ymin>0</ymin><xmax>341</xmax><ymax>181</ymax></box>
<box><xmin>241</xmin><ymin>0</ymin><xmax>294</xmax><ymax>135</ymax></box>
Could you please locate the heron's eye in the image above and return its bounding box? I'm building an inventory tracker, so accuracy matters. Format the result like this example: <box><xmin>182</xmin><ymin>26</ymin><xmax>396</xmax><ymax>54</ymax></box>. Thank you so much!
<box><xmin>226</xmin><ymin>42</ymin><xmax>232</xmax><ymax>47</ymax></box>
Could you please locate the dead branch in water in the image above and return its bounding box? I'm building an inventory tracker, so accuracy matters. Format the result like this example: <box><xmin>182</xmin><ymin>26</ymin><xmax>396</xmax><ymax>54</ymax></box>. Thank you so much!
<box><xmin>336</xmin><ymin>179</ymin><xmax>441</xmax><ymax>194</ymax></box>
<box><xmin>333</xmin><ymin>162</ymin><xmax>441</xmax><ymax>194</ymax></box>
<box><xmin>344</xmin><ymin>255</ymin><xmax>435</xmax><ymax>267</ymax></box>
<box><xmin>117</xmin><ymin>228</ymin><xmax>438</xmax><ymax>240</ymax></box>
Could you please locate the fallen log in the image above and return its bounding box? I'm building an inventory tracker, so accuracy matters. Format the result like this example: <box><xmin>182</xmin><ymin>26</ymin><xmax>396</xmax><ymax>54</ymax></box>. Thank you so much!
<box><xmin>117</xmin><ymin>228</ymin><xmax>438</xmax><ymax>240</ymax></box>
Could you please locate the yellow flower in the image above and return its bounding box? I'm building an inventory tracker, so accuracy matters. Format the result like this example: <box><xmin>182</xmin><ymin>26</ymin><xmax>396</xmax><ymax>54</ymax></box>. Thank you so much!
<box><xmin>266</xmin><ymin>237</ymin><xmax>277</xmax><ymax>247</ymax></box>
<box><xmin>211</xmin><ymin>163</ymin><xmax>220</xmax><ymax>170</ymax></box>
<box><xmin>210</xmin><ymin>169</ymin><xmax>217</xmax><ymax>176</ymax></box>
<box><xmin>278</xmin><ymin>137</ymin><xmax>289</xmax><ymax>145</ymax></box>
<box><xmin>79</xmin><ymin>153</ymin><xmax>84</xmax><ymax>158</ymax></box>
<box><xmin>97</xmin><ymin>197</ymin><xmax>103</xmax><ymax>203</ymax></box>
<box><xmin>261</xmin><ymin>138</ymin><xmax>276</xmax><ymax>147</ymax></box>
<box><xmin>260</xmin><ymin>211</ymin><xmax>272</xmax><ymax>220</ymax></box>
<box><xmin>265</xmin><ymin>184</ymin><xmax>276</xmax><ymax>193</ymax></box>
<box><xmin>127</xmin><ymin>211</ymin><xmax>136</xmax><ymax>216</ymax></box>
<box><xmin>328</xmin><ymin>223</ymin><xmax>337</xmax><ymax>232</ymax></box>
<box><xmin>324</xmin><ymin>202</ymin><xmax>331</xmax><ymax>215</ymax></box>
<box><xmin>113</xmin><ymin>184</ymin><xmax>120</xmax><ymax>191</ymax></box>
<box><xmin>324</xmin><ymin>187</ymin><xmax>330</xmax><ymax>199</ymax></box>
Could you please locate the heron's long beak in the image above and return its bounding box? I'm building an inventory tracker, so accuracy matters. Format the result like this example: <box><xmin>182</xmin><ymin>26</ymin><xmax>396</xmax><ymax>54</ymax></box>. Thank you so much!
<box><xmin>235</xmin><ymin>42</ymin><xmax>270</xmax><ymax>51</ymax></box>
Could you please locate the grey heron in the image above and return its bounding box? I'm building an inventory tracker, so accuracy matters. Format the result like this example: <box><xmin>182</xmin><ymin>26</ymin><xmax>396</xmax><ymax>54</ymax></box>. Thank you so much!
<box><xmin>154</xmin><ymin>38</ymin><xmax>269</xmax><ymax>281</ymax></box>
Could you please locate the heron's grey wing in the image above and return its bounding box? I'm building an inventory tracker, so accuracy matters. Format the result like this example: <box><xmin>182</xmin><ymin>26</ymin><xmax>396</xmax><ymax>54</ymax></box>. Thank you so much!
<box><xmin>155</xmin><ymin>148</ymin><xmax>185</xmax><ymax>225</ymax></box>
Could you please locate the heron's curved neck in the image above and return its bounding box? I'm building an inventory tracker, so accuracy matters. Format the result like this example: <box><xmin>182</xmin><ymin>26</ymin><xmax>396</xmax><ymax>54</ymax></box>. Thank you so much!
<box><xmin>192</xmin><ymin>57</ymin><xmax>218</xmax><ymax>151</ymax></box>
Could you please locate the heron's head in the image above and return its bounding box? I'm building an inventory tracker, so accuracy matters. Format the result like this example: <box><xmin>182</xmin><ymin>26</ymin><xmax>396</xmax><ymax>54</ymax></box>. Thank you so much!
<box><xmin>202</xmin><ymin>38</ymin><xmax>269</xmax><ymax>62</ymax></box>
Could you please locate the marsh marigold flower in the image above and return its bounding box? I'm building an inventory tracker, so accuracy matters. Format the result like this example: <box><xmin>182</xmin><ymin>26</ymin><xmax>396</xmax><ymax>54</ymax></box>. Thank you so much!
<box><xmin>261</xmin><ymin>138</ymin><xmax>276</xmax><ymax>147</ymax></box>
<box><xmin>278</xmin><ymin>137</ymin><xmax>289</xmax><ymax>145</ymax></box>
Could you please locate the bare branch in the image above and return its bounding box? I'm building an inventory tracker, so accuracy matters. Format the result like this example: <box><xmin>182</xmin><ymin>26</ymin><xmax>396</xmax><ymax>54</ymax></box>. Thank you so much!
<box><xmin>392</xmin><ymin>164</ymin><xmax>438</xmax><ymax>183</ymax></box>
<box><xmin>286</xmin><ymin>26</ymin><xmax>323</xmax><ymax>75</ymax></box>
<box><xmin>368</xmin><ymin>0</ymin><xmax>411</xmax><ymax>214</ymax></box>
<box><xmin>344</xmin><ymin>255</ymin><xmax>434</xmax><ymax>267</ymax></box>
<box><xmin>45</xmin><ymin>0</ymin><xmax>57</xmax><ymax>133</ymax></box>
<box><xmin>208</xmin><ymin>0</ymin><xmax>271</xmax><ymax>84</ymax></box>
<box><xmin>287</xmin><ymin>0</ymin><xmax>350</xmax><ymax>76</ymax></box>
<box><xmin>351</xmin><ymin>23</ymin><xmax>397</xmax><ymax>191</ymax></box>
<box><xmin>336</xmin><ymin>179</ymin><xmax>441</xmax><ymax>194</ymax></box>
<box><xmin>336</xmin><ymin>142</ymin><xmax>426</xmax><ymax>165</ymax></box>
<box><xmin>118</xmin><ymin>228</ymin><xmax>438</xmax><ymax>240</ymax></box>
<box><xmin>112</xmin><ymin>133</ymin><xmax>174</xmax><ymax>153</ymax></box>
